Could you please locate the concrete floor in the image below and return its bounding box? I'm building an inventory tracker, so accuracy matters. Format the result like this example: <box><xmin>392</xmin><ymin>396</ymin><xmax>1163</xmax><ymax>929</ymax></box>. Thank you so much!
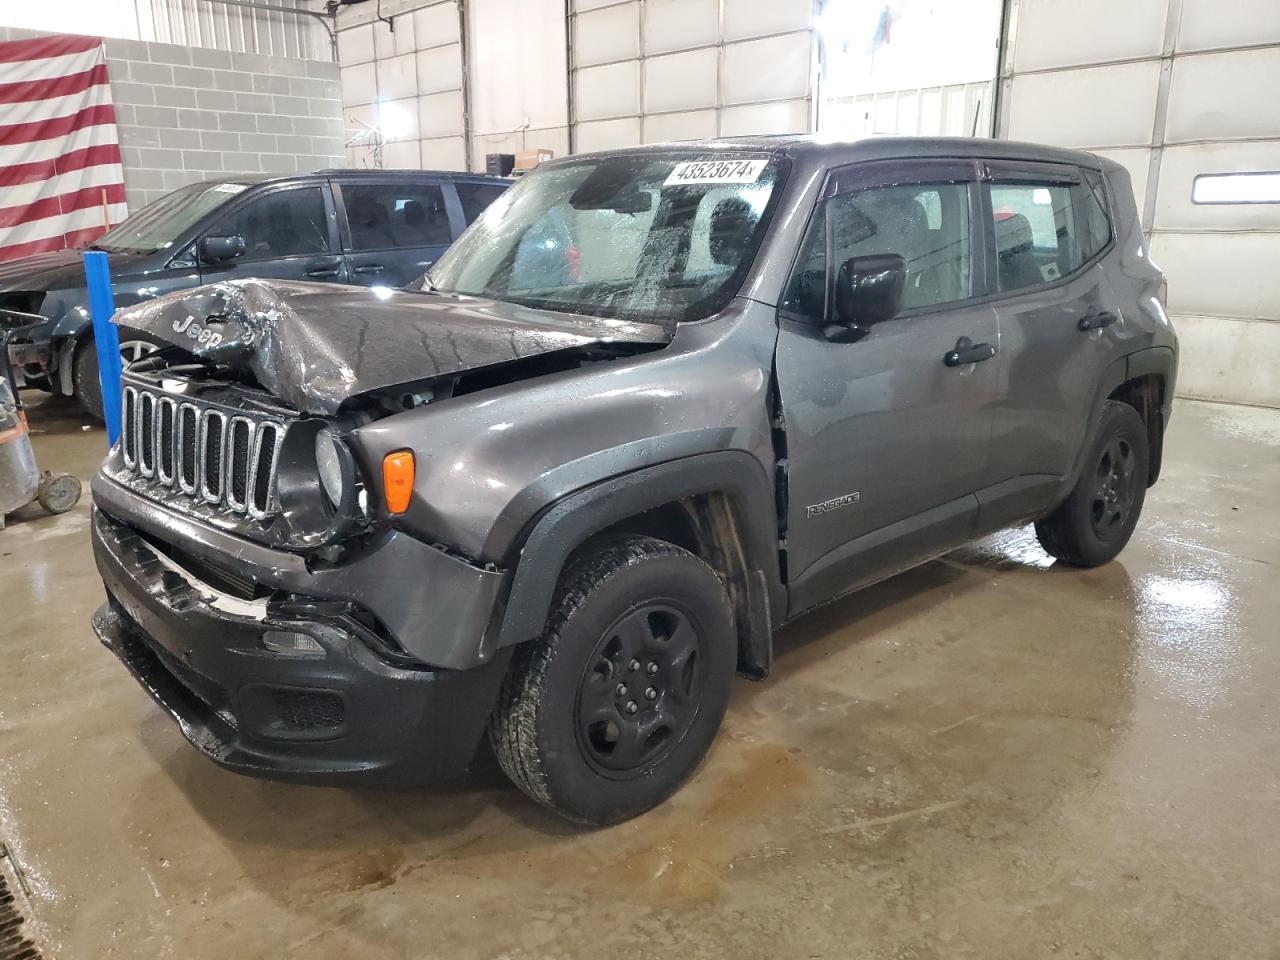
<box><xmin>0</xmin><ymin>394</ymin><xmax>1277</xmax><ymax>959</ymax></box>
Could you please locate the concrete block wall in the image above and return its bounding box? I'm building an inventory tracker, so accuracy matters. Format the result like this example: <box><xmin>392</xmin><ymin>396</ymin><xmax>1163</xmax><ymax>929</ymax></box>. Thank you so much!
<box><xmin>0</xmin><ymin>26</ymin><xmax>346</xmax><ymax>214</ymax></box>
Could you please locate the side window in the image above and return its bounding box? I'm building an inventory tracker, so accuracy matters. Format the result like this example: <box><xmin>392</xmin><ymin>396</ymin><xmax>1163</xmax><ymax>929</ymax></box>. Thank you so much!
<box><xmin>455</xmin><ymin>182</ymin><xmax>507</xmax><ymax>224</ymax></box>
<box><xmin>343</xmin><ymin>183</ymin><xmax>451</xmax><ymax>251</ymax></box>
<box><xmin>832</xmin><ymin>182</ymin><xmax>972</xmax><ymax>311</ymax></box>
<box><xmin>214</xmin><ymin>187</ymin><xmax>329</xmax><ymax>261</ymax></box>
<box><xmin>781</xmin><ymin>204</ymin><xmax>827</xmax><ymax>321</ymax></box>
<box><xmin>989</xmin><ymin>182</ymin><xmax>1082</xmax><ymax>292</ymax></box>
<box><xmin>1080</xmin><ymin>170</ymin><xmax>1112</xmax><ymax>260</ymax></box>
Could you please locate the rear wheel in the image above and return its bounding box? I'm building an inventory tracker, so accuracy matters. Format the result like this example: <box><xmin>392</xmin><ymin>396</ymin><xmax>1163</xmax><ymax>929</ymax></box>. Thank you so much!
<box><xmin>1035</xmin><ymin>400</ymin><xmax>1149</xmax><ymax>567</ymax></box>
<box><xmin>489</xmin><ymin>535</ymin><xmax>736</xmax><ymax>825</ymax></box>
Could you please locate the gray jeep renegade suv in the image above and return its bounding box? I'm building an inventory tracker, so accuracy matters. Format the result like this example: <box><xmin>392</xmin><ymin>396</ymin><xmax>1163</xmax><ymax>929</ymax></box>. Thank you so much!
<box><xmin>90</xmin><ymin>136</ymin><xmax>1177</xmax><ymax>824</ymax></box>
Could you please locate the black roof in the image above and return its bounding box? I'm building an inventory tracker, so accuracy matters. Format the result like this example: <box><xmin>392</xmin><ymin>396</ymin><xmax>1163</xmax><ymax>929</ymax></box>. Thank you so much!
<box><xmin>197</xmin><ymin>169</ymin><xmax>511</xmax><ymax>187</ymax></box>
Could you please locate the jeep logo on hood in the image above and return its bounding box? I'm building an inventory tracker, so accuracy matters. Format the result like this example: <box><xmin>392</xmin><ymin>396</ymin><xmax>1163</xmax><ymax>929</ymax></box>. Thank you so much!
<box><xmin>171</xmin><ymin>315</ymin><xmax>226</xmax><ymax>348</ymax></box>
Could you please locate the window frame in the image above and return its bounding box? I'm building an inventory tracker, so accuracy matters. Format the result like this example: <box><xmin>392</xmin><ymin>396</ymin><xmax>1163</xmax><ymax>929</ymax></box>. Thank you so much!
<box><xmin>777</xmin><ymin>158</ymin><xmax>987</xmax><ymax>326</ymax></box>
<box><xmin>332</xmin><ymin>177</ymin><xmax>464</xmax><ymax>254</ymax></box>
<box><xmin>977</xmin><ymin>159</ymin><xmax>1115</xmax><ymax>302</ymax></box>
<box><xmin>198</xmin><ymin>181</ymin><xmax>338</xmax><ymax>266</ymax></box>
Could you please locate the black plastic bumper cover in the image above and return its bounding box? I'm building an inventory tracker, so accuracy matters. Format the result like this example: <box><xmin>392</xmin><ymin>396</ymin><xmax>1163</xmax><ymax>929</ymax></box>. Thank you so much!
<box><xmin>91</xmin><ymin>508</ymin><xmax>511</xmax><ymax>786</ymax></box>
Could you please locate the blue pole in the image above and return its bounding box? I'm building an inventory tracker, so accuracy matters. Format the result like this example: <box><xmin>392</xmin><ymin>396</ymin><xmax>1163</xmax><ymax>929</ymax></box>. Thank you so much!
<box><xmin>83</xmin><ymin>250</ymin><xmax>122</xmax><ymax>446</ymax></box>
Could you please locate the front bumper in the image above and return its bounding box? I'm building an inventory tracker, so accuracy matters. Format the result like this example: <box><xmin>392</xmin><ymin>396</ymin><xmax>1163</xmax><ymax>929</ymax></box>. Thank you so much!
<box><xmin>91</xmin><ymin>507</ymin><xmax>511</xmax><ymax>786</ymax></box>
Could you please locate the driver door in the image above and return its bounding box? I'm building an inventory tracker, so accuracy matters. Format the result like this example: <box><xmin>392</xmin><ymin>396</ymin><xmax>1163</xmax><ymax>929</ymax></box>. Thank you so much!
<box><xmin>198</xmin><ymin>183</ymin><xmax>345</xmax><ymax>285</ymax></box>
<box><xmin>775</xmin><ymin>160</ymin><xmax>1002</xmax><ymax>613</ymax></box>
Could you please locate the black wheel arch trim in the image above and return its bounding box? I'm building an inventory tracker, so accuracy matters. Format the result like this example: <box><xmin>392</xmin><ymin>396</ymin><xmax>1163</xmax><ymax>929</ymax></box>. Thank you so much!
<box><xmin>491</xmin><ymin>450</ymin><xmax>785</xmax><ymax>675</ymax></box>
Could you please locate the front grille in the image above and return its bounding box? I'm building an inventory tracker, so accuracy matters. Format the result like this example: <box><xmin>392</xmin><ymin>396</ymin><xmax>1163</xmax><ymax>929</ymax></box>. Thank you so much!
<box><xmin>121</xmin><ymin>384</ymin><xmax>287</xmax><ymax>519</ymax></box>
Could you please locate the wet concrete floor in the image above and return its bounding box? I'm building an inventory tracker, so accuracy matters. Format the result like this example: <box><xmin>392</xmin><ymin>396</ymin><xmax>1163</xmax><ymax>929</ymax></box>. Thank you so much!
<box><xmin>0</xmin><ymin>394</ymin><xmax>1277</xmax><ymax>959</ymax></box>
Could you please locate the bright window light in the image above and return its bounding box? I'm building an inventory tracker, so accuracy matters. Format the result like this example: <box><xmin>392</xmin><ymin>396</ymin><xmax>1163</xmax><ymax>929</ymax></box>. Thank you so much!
<box><xmin>1192</xmin><ymin>172</ymin><xmax>1280</xmax><ymax>204</ymax></box>
<box><xmin>375</xmin><ymin>100</ymin><xmax>413</xmax><ymax>141</ymax></box>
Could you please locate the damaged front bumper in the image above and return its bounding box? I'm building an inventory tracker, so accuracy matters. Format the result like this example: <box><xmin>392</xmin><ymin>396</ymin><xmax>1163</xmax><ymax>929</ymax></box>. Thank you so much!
<box><xmin>90</xmin><ymin>482</ymin><xmax>514</xmax><ymax>786</ymax></box>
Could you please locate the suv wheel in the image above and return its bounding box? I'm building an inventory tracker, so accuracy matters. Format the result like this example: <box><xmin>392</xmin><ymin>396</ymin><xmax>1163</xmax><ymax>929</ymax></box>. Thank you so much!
<box><xmin>72</xmin><ymin>331</ymin><xmax>161</xmax><ymax>420</ymax></box>
<box><xmin>489</xmin><ymin>535</ymin><xmax>736</xmax><ymax>825</ymax></box>
<box><xmin>1035</xmin><ymin>400</ymin><xmax>1149</xmax><ymax>567</ymax></box>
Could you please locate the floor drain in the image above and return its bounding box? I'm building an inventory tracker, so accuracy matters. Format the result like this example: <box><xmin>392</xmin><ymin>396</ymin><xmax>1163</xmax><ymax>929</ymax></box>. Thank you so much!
<box><xmin>0</xmin><ymin>858</ymin><xmax>41</xmax><ymax>960</ymax></box>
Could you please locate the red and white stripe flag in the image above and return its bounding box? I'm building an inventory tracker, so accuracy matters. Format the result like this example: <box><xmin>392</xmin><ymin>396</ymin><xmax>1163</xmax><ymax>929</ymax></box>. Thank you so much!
<box><xmin>0</xmin><ymin>33</ymin><xmax>128</xmax><ymax>262</ymax></box>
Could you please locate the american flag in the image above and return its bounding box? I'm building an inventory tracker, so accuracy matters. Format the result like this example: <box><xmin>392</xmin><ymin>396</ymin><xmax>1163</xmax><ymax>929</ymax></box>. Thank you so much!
<box><xmin>0</xmin><ymin>33</ymin><xmax>127</xmax><ymax>262</ymax></box>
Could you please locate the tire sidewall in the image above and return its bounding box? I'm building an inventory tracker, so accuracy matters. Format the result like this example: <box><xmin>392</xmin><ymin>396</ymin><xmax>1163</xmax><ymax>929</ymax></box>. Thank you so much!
<box><xmin>535</xmin><ymin>551</ymin><xmax>736</xmax><ymax>824</ymax></box>
<box><xmin>1065</xmin><ymin>402</ymin><xmax>1149</xmax><ymax>564</ymax></box>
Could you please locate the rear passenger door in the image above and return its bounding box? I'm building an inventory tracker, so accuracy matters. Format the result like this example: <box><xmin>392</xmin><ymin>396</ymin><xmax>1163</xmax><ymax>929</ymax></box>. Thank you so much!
<box><xmin>980</xmin><ymin>161</ymin><xmax>1124</xmax><ymax>508</ymax></box>
<box><xmin>453</xmin><ymin>179</ymin><xmax>508</xmax><ymax>228</ymax></box>
<box><xmin>336</xmin><ymin>179</ymin><xmax>455</xmax><ymax>287</ymax></box>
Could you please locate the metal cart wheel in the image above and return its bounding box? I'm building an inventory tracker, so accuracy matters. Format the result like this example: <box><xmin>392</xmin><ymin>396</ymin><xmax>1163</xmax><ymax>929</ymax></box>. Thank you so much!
<box><xmin>36</xmin><ymin>472</ymin><xmax>82</xmax><ymax>515</ymax></box>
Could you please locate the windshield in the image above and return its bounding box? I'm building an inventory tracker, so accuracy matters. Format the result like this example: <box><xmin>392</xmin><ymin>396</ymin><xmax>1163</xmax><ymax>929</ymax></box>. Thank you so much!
<box><xmin>426</xmin><ymin>153</ymin><xmax>784</xmax><ymax>323</ymax></box>
<box><xmin>94</xmin><ymin>182</ymin><xmax>249</xmax><ymax>254</ymax></box>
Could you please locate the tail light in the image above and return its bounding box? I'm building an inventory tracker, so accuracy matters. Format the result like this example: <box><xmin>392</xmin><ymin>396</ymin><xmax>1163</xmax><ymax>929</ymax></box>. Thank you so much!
<box><xmin>1157</xmin><ymin>280</ymin><xmax>1168</xmax><ymax>310</ymax></box>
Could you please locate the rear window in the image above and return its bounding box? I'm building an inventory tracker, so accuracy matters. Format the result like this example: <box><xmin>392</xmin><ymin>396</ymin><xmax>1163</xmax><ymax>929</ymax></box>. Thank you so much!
<box><xmin>455</xmin><ymin>181</ymin><xmax>507</xmax><ymax>224</ymax></box>
<box><xmin>343</xmin><ymin>183</ymin><xmax>451</xmax><ymax>251</ymax></box>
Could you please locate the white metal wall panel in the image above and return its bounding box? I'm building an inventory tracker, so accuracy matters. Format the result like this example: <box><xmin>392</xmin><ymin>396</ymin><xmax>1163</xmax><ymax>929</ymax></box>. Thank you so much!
<box><xmin>1165</xmin><ymin>49</ymin><xmax>1280</xmax><ymax>144</ymax></box>
<box><xmin>576</xmin><ymin>117</ymin><xmax>643</xmax><ymax>152</ymax></box>
<box><xmin>1167</xmin><ymin>315</ymin><xmax>1280</xmax><ymax>406</ymax></box>
<box><xmin>575</xmin><ymin>61</ymin><xmax>642</xmax><ymax>121</ymax></box>
<box><xmin>1155</xmin><ymin>142</ymin><xmax>1280</xmax><ymax>231</ymax></box>
<box><xmin>1006</xmin><ymin>61</ymin><xmax>1160</xmax><ymax>148</ymax></box>
<box><xmin>382</xmin><ymin>139</ymin><xmax>421</xmax><ymax>168</ymax></box>
<box><xmin>422</xmin><ymin>135</ymin><xmax>467</xmax><ymax>169</ymax></box>
<box><xmin>1149</xmin><ymin>232</ymin><xmax>1280</xmax><ymax>321</ymax></box>
<box><xmin>722</xmin><ymin>32</ymin><xmax>811</xmax><ymax>106</ymax></box>
<box><xmin>573</xmin><ymin>0</ymin><xmax>621</xmax><ymax>11</ymax></box>
<box><xmin>720</xmin><ymin>99</ymin><xmax>808</xmax><ymax>137</ymax></box>
<box><xmin>1013</xmin><ymin>0</ymin><xmax>1165</xmax><ymax>72</ymax></box>
<box><xmin>1177</xmin><ymin>0</ymin><xmax>1280</xmax><ymax>52</ymax></box>
<box><xmin>576</xmin><ymin>2</ymin><xmax>642</xmax><ymax>66</ymax></box>
<box><xmin>377</xmin><ymin>51</ymin><xmax>420</xmax><ymax>100</ymax></box>
<box><xmin>722</xmin><ymin>0</ymin><xmax>810</xmax><ymax>42</ymax></box>
<box><xmin>643</xmin><ymin>0</ymin><xmax>719</xmax><ymax>55</ymax></box>
<box><xmin>417</xmin><ymin>42</ymin><xmax>463</xmax><ymax>94</ymax></box>
<box><xmin>341</xmin><ymin>61</ymin><xmax>378</xmax><ymax>105</ymax></box>
<box><xmin>338</xmin><ymin>23</ymin><xmax>376</xmax><ymax>65</ymax></box>
<box><xmin>644</xmin><ymin>48</ymin><xmax>718</xmax><ymax>114</ymax></box>
<box><xmin>643</xmin><ymin>108</ymin><xmax>718</xmax><ymax>143</ymax></box>
<box><xmin>419</xmin><ymin>90</ymin><xmax>465</xmax><ymax>138</ymax></box>
<box><xmin>414</xmin><ymin>3</ymin><xmax>461</xmax><ymax>46</ymax></box>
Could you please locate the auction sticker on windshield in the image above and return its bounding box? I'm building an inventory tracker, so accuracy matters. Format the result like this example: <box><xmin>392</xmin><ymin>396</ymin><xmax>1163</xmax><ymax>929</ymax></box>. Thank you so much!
<box><xmin>664</xmin><ymin>158</ymin><xmax>768</xmax><ymax>186</ymax></box>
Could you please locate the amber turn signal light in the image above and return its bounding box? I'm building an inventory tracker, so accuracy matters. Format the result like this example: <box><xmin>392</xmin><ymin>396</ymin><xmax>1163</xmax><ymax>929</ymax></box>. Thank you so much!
<box><xmin>382</xmin><ymin>450</ymin><xmax>415</xmax><ymax>514</ymax></box>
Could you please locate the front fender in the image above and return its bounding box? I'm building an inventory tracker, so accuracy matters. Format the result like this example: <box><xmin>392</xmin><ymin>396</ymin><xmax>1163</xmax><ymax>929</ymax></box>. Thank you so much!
<box><xmin>493</xmin><ymin>450</ymin><xmax>785</xmax><ymax>650</ymax></box>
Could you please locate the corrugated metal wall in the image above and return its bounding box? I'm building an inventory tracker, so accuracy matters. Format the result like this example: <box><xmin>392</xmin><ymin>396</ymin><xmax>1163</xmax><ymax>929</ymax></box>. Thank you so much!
<box><xmin>997</xmin><ymin>0</ymin><xmax>1280</xmax><ymax>407</ymax></box>
<box><xmin>1</xmin><ymin>0</ymin><xmax>330</xmax><ymax>60</ymax></box>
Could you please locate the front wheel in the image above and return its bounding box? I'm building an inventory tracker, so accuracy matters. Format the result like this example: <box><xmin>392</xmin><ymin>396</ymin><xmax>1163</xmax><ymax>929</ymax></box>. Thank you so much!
<box><xmin>72</xmin><ymin>330</ymin><xmax>162</xmax><ymax>420</ymax></box>
<box><xmin>1035</xmin><ymin>400</ymin><xmax>1150</xmax><ymax>567</ymax></box>
<box><xmin>489</xmin><ymin>535</ymin><xmax>736</xmax><ymax>825</ymax></box>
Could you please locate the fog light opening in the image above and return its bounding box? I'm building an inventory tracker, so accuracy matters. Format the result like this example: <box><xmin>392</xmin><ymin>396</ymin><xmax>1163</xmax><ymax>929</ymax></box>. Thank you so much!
<box><xmin>262</xmin><ymin>630</ymin><xmax>326</xmax><ymax>657</ymax></box>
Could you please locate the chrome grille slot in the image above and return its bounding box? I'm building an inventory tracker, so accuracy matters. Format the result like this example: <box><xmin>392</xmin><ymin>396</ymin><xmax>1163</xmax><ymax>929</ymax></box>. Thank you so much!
<box><xmin>138</xmin><ymin>392</ymin><xmax>156</xmax><ymax>478</ymax></box>
<box><xmin>201</xmin><ymin>411</ymin><xmax>227</xmax><ymax>503</ymax></box>
<box><xmin>122</xmin><ymin>387</ymin><xmax>138</xmax><ymax>468</ymax></box>
<box><xmin>115</xmin><ymin>382</ymin><xmax>290</xmax><ymax>521</ymax></box>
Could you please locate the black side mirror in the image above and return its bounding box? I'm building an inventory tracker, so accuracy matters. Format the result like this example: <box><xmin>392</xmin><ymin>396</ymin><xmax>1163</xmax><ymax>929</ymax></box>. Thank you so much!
<box><xmin>199</xmin><ymin>235</ymin><xmax>245</xmax><ymax>263</ymax></box>
<box><xmin>825</xmin><ymin>253</ymin><xmax>906</xmax><ymax>342</ymax></box>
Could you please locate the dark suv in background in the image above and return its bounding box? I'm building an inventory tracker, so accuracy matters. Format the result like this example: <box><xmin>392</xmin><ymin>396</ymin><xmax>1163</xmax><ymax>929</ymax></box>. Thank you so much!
<box><xmin>0</xmin><ymin>169</ymin><xmax>508</xmax><ymax>417</ymax></box>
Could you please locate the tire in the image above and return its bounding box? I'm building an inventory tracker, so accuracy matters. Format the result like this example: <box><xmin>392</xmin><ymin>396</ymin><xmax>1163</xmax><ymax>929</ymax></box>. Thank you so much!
<box><xmin>489</xmin><ymin>535</ymin><xmax>736</xmax><ymax>825</ymax></box>
<box><xmin>72</xmin><ymin>330</ymin><xmax>163</xmax><ymax>420</ymax></box>
<box><xmin>1035</xmin><ymin>400</ymin><xmax>1149</xmax><ymax>567</ymax></box>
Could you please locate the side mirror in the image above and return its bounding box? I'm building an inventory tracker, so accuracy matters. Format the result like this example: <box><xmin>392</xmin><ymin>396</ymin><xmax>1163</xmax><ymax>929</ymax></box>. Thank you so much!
<box><xmin>826</xmin><ymin>253</ymin><xmax>906</xmax><ymax>342</ymax></box>
<box><xmin>199</xmin><ymin>234</ymin><xmax>245</xmax><ymax>263</ymax></box>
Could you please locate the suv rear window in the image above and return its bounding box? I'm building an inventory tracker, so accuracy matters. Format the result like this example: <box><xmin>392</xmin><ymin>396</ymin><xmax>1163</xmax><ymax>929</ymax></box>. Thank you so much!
<box><xmin>989</xmin><ymin>175</ymin><xmax>1110</xmax><ymax>293</ymax></box>
<box><xmin>343</xmin><ymin>183</ymin><xmax>451</xmax><ymax>251</ymax></box>
<box><xmin>455</xmin><ymin>181</ymin><xmax>507</xmax><ymax>224</ymax></box>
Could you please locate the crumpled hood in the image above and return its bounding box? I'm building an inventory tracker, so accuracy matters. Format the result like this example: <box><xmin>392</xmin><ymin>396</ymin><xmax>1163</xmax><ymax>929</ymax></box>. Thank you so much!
<box><xmin>115</xmin><ymin>278</ymin><xmax>673</xmax><ymax>414</ymax></box>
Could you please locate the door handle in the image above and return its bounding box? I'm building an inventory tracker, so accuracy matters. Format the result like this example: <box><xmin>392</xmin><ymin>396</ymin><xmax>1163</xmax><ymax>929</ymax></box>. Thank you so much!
<box><xmin>305</xmin><ymin>260</ymin><xmax>342</xmax><ymax>279</ymax></box>
<box><xmin>943</xmin><ymin>336</ymin><xmax>997</xmax><ymax>367</ymax></box>
<box><xmin>353</xmin><ymin>264</ymin><xmax>385</xmax><ymax>275</ymax></box>
<box><xmin>1078</xmin><ymin>309</ymin><xmax>1118</xmax><ymax>331</ymax></box>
